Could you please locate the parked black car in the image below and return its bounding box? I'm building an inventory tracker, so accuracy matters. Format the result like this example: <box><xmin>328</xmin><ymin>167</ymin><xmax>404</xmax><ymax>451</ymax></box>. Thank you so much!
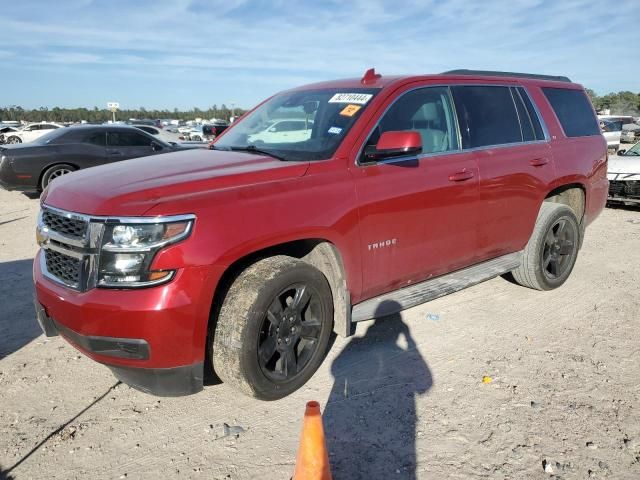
<box><xmin>0</xmin><ymin>125</ymin><xmax>188</xmax><ymax>192</ymax></box>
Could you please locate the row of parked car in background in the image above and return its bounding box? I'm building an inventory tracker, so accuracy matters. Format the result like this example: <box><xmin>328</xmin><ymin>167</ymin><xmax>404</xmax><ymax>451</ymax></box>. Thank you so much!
<box><xmin>598</xmin><ymin>115</ymin><xmax>640</xmax><ymax>151</ymax></box>
<box><xmin>0</xmin><ymin>119</ymin><xmax>230</xmax><ymax>145</ymax></box>
<box><xmin>1</xmin><ymin>106</ymin><xmax>639</xmax><ymax>206</ymax></box>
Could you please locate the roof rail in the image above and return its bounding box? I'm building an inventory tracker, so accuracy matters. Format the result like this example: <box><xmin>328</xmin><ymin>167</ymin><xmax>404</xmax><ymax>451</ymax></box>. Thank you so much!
<box><xmin>443</xmin><ymin>69</ymin><xmax>571</xmax><ymax>83</ymax></box>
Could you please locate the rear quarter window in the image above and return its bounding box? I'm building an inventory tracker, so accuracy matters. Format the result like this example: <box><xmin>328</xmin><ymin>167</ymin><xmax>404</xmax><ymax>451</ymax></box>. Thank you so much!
<box><xmin>542</xmin><ymin>87</ymin><xmax>600</xmax><ymax>137</ymax></box>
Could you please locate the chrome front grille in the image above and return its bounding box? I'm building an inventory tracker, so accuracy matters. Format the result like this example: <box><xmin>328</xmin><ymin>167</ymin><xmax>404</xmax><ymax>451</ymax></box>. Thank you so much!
<box><xmin>42</xmin><ymin>209</ymin><xmax>87</xmax><ymax>240</ymax></box>
<box><xmin>37</xmin><ymin>206</ymin><xmax>102</xmax><ymax>291</ymax></box>
<box><xmin>44</xmin><ymin>249</ymin><xmax>82</xmax><ymax>287</ymax></box>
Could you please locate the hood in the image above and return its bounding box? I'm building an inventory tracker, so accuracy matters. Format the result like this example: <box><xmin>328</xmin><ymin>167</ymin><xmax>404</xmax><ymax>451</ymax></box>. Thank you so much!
<box><xmin>43</xmin><ymin>149</ymin><xmax>309</xmax><ymax>216</ymax></box>
<box><xmin>607</xmin><ymin>153</ymin><xmax>640</xmax><ymax>180</ymax></box>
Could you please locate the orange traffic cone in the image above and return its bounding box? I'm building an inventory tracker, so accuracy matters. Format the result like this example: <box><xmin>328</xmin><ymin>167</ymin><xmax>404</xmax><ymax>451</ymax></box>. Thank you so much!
<box><xmin>292</xmin><ymin>401</ymin><xmax>332</xmax><ymax>480</ymax></box>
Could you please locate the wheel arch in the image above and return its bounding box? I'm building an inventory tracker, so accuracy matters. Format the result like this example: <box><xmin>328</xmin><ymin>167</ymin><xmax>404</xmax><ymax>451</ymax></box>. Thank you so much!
<box><xmin>544</xmin><ymin>183</ymin><xmax>586</xmax><ymax>223</ymax></box>
<box><xmin>37</xmin><ymin>162</ymin><xmax>80</xmax><ymax>191</ymax></box>
<box><xmin>206</xmin><ymin>238</ymin><xmax>352</xmax><ymax>365</ymax></box>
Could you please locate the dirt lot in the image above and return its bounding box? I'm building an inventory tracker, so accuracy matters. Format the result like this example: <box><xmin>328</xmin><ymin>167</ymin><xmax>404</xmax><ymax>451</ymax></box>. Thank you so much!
<box><xmin>0</xmin><ymin>187</ymin><xmax>639</xmax><ymax>480</ymax></box>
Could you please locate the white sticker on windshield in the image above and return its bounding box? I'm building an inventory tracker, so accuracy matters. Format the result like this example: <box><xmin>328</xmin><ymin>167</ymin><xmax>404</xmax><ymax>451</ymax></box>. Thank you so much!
<box><xmin>328</xmin><ymin>126</ymin><xmax>342</xmax><ymax>135</ymax></box>
<box><xmin>328</xmin><ymin>93</ymin><xmax>373</xmax><ymax>105</ymax></box>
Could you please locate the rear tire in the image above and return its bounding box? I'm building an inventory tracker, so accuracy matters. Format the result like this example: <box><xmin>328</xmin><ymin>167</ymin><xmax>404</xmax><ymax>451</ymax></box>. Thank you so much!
<box><xmin>41</xmin><ymin>163</ymin><xmax>76</xmax><ymax>190</ymax></box>
<box><xmin>511</xmin><ymin>203</ymin><xmax>580</xmax><ymax>291</ymax></box>
<box><xmin>212</xmin><ymin>256</ymin><xmax>334</xmax><ymax>400</ymax></box>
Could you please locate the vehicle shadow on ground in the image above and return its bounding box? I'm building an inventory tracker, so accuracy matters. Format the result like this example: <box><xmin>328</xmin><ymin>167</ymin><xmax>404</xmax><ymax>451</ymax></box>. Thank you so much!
<box><xmin>20</xmin><ymin>192</ymin><xmax>41</xmax><ymax>200</ymax></box>
<box><xmin>323</xmin><ymin>301</ymin><xmax>432</xmax><ymax>479</ymax></box>
<box><xmin>0</xmin><ymin>259</ymin><xmax>41</xmax><ymax>359</ymax></box>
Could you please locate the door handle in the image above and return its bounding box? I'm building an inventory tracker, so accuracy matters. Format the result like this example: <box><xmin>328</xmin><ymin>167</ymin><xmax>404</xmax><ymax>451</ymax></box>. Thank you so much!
<box><xmin>109</xmin><ymin>150</ymin><xmax>122</xmax><ymax>155</ymax></box>
<box><xmin>529</xmin><ymin>157</ymin><xmax>549</xmax><ymax>167</ymax></box>
<box><xmin>448</xmin><ymin>170</ymin><xmax>475</xmax><ymax>182</ymax></box>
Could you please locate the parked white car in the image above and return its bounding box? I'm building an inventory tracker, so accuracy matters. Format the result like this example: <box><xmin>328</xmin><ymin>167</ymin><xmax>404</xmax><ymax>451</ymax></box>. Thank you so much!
<box><xmin>247</xmin><ymin>119</ymin><xmax>313</xmax><ymax>144</ymax></box>
<box><xmin>5</xmin><ymin>122</ymin><xmax>63</xmax><ymax>144</ymax></box>
<box><xmin>132</xmin><ymin>125</ymin><xmax>182</xmax><ymax>144</ymax></box>
<box><xmin>607</xmin><ymin>141</ymin><xmax>640</xmax><ymax>205</ymax></box>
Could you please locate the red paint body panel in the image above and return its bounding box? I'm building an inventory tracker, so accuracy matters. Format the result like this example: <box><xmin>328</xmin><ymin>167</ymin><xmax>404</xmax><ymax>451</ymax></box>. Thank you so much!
<box><xmin>34</xmin><ymin>251</ymin><xmax>222</xmax><ymax>368</ymax></box>
<box><xmin>33</xmin><ymin>72</ymin><xmax>607</xmax><ymax>384</ymax></box>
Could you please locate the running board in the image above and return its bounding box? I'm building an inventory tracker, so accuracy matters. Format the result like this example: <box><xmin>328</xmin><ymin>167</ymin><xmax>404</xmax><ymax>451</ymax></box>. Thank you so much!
<box><xmin>351</xmin><ymin>251</ymin><xmax>522</xmax><ymax>322</ymax></box>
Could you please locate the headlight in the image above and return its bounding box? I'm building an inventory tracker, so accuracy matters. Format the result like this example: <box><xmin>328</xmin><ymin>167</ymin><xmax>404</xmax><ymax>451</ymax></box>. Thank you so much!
<box><xmin>98</xmin><ymin>218</ymin><xmax>193</xmax><ymax>287</ymax></box>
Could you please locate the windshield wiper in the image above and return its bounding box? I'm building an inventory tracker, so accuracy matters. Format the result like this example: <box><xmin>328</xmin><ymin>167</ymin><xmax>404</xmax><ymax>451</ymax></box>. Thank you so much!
<box><xmin>227</xmin><ymin>145</ymin><xmax>287</xmax><ymax>161</ymax></box>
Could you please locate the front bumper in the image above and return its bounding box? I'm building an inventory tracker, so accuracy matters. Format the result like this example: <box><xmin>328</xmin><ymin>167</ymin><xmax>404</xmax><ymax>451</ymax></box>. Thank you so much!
<box><xmin>34</xmin><ymin>251</ymin><xmax>222</xmax><ymax>396</ymax></box>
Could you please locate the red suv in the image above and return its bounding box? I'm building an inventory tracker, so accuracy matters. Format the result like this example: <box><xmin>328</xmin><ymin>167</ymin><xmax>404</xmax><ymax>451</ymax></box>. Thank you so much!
<box><xmin>33</xmin><ymin>69</ymin><xmax>608</xmax><ymax>399</ymax></box>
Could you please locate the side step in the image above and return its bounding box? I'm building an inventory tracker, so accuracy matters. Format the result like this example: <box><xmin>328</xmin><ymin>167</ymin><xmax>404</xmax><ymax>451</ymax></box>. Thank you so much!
<box><xmin>351</xmin><ymin>251</ymin><xmax>522</xmax><ymax>322</ymax></box>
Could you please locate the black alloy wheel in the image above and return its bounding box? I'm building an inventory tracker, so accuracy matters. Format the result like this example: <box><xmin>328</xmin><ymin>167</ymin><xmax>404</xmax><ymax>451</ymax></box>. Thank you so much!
<box><xmin>258</xmin><ymin>283</ymin><xmax>324</xmax><ymax>382</ymax></box>
<box><xmin>541</xmin><ymin>218</ymin><xmax>577</xmax><ymax>280</ymax></box>
<box><xmin>212</xmin><ymin>255</ymin><xmax>334</xmax><ymax>400</ymax></box>
<box><xmin>511</xmin><ymin>202</ymin><xmax>580</xmax><ymax>291</ymax></box>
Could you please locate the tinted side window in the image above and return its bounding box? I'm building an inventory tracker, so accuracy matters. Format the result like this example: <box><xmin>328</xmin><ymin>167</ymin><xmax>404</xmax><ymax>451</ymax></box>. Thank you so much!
<box><xmin>137</xmin><ymin>126</ymin><xmax>157</xmax><ymax>135</ymax></box>
<box><xmin>451</xmin><ymin>86</ymin><xmax>521</xmax><ymax>148</ymax></box>
<box><xmin>542</xmin><ymin>87</ymin><xmax>600</xmax><ymax>137</ymax></box>
<box><xmin>517</xmin><ymin>87</ymin><xmax>545</xmax><ymax>140</ymax></box>
<box><xmin>84</xmin><ymin>132</ymin><xmax>107</xmax><ymax>146</ymax></box>
<box><xmin>108</xmin><ymin>132</ymin><xmax>151</xmax><ymax>147</ymax></box>
<box><xmin>363</xmin><ymin>86</ymin><xmax>460</xmax><ymax>158</ymax></box>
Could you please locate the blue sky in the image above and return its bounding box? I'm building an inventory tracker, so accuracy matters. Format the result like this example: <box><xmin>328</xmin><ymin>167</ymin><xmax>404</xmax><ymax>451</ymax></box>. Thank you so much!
<box><xmin>1</xmin><ymin>0</ymin><xmax>638</xmax><ymax>110</ymax></box>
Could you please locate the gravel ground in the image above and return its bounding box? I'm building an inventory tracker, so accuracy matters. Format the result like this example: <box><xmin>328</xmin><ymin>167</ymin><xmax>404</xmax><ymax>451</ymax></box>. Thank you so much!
<box><xmin>0</xmin><ymin>187</ymin><xmax>639</xmax><ymax>479</ymax></box>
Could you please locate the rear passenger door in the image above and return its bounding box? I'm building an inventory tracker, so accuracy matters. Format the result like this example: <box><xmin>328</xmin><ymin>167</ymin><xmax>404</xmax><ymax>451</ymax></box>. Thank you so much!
<box><xmin>106</xmin><ymin>131</ymin><xmax>156</xmax><ymax>162</ymax></box>
<box><xmin>352</xmin><ymin>86</ymin><xmax>480</xmax><ymax>300</ymax></box>
<box><xmin>451</xmin><ymin>85</ymin><xmax>555</xmax><ymax>260</ymax></box>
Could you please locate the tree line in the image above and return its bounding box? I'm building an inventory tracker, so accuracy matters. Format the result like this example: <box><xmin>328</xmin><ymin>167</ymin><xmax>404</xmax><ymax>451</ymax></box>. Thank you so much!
<box><xmin>1</xmin><ymin>90</ymin><xmax>638</xmax><ymax>123</ymax></box>
<box><xmin>585</xmin><ymin>90</ymin><xmax>640</xmax><ymax>116</ymax></box>
<box><xmin>0</xmin><ymin>105</ymin><xmax>248</xmax><ymax>123</ymax></box>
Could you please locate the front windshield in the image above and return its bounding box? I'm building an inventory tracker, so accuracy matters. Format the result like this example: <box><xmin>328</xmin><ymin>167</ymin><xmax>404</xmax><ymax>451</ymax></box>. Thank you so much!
<box><xmin>214</xmin><ymin>88</ymin><xmax>379</xmax><ymax>161</ymax></box>
<box><xmin>626</xmin><ymin>142</ymin><xmax>640</xmax><ymax>155</ymax></box>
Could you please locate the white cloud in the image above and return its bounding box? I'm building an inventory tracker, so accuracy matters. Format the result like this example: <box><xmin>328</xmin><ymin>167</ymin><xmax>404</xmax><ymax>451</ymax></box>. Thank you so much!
<box><xmin>1</xmin><ymin>0</ymin><xmax>638</xmax><ymax>107</ymax></box>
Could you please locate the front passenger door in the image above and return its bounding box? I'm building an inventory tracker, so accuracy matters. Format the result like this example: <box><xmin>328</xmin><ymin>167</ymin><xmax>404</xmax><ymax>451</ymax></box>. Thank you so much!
<box><xmin>351</xmin><ymin>86</ymin><xmax>480</xmax><ymax>300</ymax></box>
<box><xmin>107</xmin><ymin>131</ymin><xmax>156</xmax><ymax>162</ymax></box>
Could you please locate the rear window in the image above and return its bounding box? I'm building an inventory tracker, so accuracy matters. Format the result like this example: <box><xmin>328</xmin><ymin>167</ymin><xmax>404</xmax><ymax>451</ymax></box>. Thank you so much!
<box><xmin>108</xmin><ymin>131</ymin><xmax>151</xmax><ymax>147</ymax></box>
<box><xmin>451</xmin><ymin>86</ymin><xmax>522</xmax><ymax>148</ymax></box>
<box><xmin>542</xmin><ymin>87</ymin><xmax>600</xmax><ymax>137</ymax></box>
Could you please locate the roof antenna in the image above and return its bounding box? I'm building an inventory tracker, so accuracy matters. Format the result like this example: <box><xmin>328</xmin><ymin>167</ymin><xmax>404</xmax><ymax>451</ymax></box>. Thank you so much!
<box><xmin>361</xmin><ymin>68</ymin><xmax>381</xmax><ymax>85</ymax></box>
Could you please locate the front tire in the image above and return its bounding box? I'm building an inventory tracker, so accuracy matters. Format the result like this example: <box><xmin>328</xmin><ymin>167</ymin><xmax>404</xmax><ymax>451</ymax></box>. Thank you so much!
<box><xmin>511</xmin><ymin>202</ymin><xmax>580</xmax><ymax>290</ymax></box>
<box><xmin>41</xmin><ymin>163</ymin><xmax>76</xmax><ymax>190</ymax></box>
<box><xmin>212</xmin><ymin>256</ymin><xmax>333</xmax><ymax>400</ymax></box>
<box><xmin>7</xmin><ymin>136</ymin><xmax>21</xmax><ymax>144</ymax></box>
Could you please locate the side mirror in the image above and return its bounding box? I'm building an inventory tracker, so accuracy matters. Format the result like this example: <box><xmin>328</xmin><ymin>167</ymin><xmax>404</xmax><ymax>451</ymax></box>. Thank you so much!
<box><xmin>151</xmin><ymin>142</ymin><xmax>163</xmax><ymax>152</ymax></box>
<box><xmin>617</xmin><ymin>149</ymin><xmax>626</xmax><ymax>155</ymax></box>
<box><xmin>268</xmin><ymin>127</ymin><xmax>276</xmax><ymax>132</ymax></box>
<box><xmin>365</xmin><ymin>131</ymin><xmax>422</xmax><ymax>161</ymax></box>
